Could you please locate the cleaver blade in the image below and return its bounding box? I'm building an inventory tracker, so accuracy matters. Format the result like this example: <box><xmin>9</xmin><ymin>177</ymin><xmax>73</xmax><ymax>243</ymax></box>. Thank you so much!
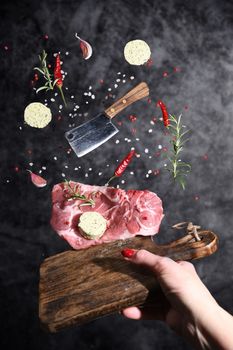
<box><xmin>65</xmin><ymin>82</ymin><xmax>150</xmax><ymax>157</ymax></box>
<box><xmin>65</xmin><ymin>113</ymin><xmax>118</xmax><ymax>158</ymax></box>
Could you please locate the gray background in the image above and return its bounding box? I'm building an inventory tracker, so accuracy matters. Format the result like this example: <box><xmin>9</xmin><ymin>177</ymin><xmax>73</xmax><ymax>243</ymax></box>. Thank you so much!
<box><xmin>1</xmin><ymin>0</ymin><xmax>233</xmax><ymax>349</ymax></box>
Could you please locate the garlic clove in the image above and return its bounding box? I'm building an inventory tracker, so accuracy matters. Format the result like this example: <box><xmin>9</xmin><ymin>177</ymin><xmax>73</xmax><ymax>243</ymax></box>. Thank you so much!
<box><xmin>27</xmin><ymin>170</ymin><xmax>47</xmax><ymax>188</ymax></box>
<box><xmin>75</xmin><ymin>33</ymin><xmax>93</xmax><ymax>60</ymax></box>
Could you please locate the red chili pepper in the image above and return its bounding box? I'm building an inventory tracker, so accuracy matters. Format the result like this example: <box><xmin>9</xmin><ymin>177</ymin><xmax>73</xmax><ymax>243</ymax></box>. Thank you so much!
<box><xmin>107</xmin><ymin>150</ymin><xmax>135</xmax><ymax>185</ymax></box>
<box><xmin>158</xmin><ymin>100</ymin><xmax>169</xmax><ymax>127</ymax></box>
<box><xmin>114</xmin><ymin>150</ymin><xmax>135</xmax><ymax>177</ymax></box>
<box><xmin>54</xmin><ymin>54</ymin><xmax>67</xmax><ymax>106</ymax></box>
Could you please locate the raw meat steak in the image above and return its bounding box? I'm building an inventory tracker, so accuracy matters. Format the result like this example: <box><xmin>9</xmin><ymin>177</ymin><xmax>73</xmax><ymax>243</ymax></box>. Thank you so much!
<box><xmin>50</xmin><ymin>182</ymin><xmax>164</xmax><ymax>250</ymax></box>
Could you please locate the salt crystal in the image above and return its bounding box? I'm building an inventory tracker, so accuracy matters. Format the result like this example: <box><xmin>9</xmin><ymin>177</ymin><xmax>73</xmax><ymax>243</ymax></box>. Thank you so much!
<box><xmin>130</xmin><ymin>76</ymin><xmax>135</xmax><ymax>80</ymax></box>
<box><xmin>65</xmin><ymin>165</ymin><xmax>68</xmax><ymax>169</ymax></box>
<box><xmin>158</xmin><ymin>145</ymin><xmax>162</xmax><ymax>150</ymax></box>
<box><xmin>42</xmin><ymin>166</ymin><xmax>46</xmax><ymax>170</ymax></box>
<box><xmin>149</xmin><ymin>156</ymin><xmax>152</xmax><ymax>159</ymax></box>
<box><xmin>74</xmin><ymin>167</ymin><xmax>78</xmax><ymax>170</ymax></box>
<box><xmin>59</xmin><ymin>105</ymin><xmax>63</xmax><ymax>109</ymax></box>
<box><xmin>106</xmin><ymin>164</ymin><xmax>109</xmax><ymax>167</ymax></box>
<box><xmin>89</xmin><ymin>168</ymin><xmax>92</xmax><ymax>171</ymax></box>
<box><xmin>117</xmin><ymin>72</ymin><xmax>121</xmax><ymax>75</ymax></box>
<box><xmin>89</xmin><ymin>86</ymin><xmax>92</xmax><ymax>90</ymax></box>
<box><xmin>130</xmin><ymin>171</ymin><xmax>134</xmax><ymax>175</ymax></box>
<box><xmin>136</xmin><ymin>138</ymin><xmax>140</xmax><ymax>141</ymax></box>
<box><xmin>150</xmin><ymin>120</ymin><xmax>155</xmax><ymax>125</ymax></box>
<box><xmin>19</xmin><ymin>126</ymin><xmax>22</xmax><ymax>130</ymax></box>
<box><xmin>86</xmin><ymin>101</ymin><xmax>89</xmax><ymax>104</ymax></box>
<box><xmin>85</xmin><ymin>173</ymin><xmax>88</xmax><ymax>177</ymax></box>
<box><xmin>131</xmin><ymin>147</ymin><xmax>135</xmax><ymax>150</ymax></box>
<box><xmin>6</xmin><ymin>180</ymin><xmax>10</xmax><ymax>183</ymax></box>
<box><xmin>114</xmin><ymin>84</ymin><xmax>118</xmax><ymax>88</ymax></box>
<box><xmin>39</xmin><ymin>170</ymin><xmax>42</xmax><ymax>174</ymax></box>
<box><xmin>145</xmin><ymin>148</ymin><xmax>149</xmax><ymax>153</ymax></box>
<box><xmin>108</xmin><ymin>88</ymin><xmax>112</xmax><ymax>91</ymax></box>
<box><xmin>84</xmin><ymin>92</ymin><xmax>88</xmax><ymax>96</ymax></box>
<box><xmin>91</xmin><ymin>95</ymin><xmax>95</xmax><ymax>99</ymax></box>
<box><xmin>123</xmin><ymin>74</ymin><xmax>126</xmax><ymax>77</ymax></box>
<box><xmin>148</xmin><ymin>170</ymin><xmax>152</xmax><ymax>174</ymax></box>
<box><xmin>116</xmin><ymin>79</ymin><xmax>121</xmax><ymax>82</ymax></box>
<box><xmin>121</xmin><ymin>180</ymin><xmax>125</xmax><ymax>184</ymax></box>
<box><xmin>71</xmin><ymin>96</ymin><xmax>74</xmax><ymax>99</ymax></box>
<box><xmin>61</xmin><ymin>173</ymin><xmax>66</xmax><ymax>178</ymax></box>
<box><xmin>98</xmin><ymin>172</ymin><xmax>102</xmax><ymax>176</ymax></box>
<box><xmin>65</xmin><ymin>52</ymin><xmax>69</xmax><ymax>55</ymax></box>
<box><xmin>115</xmin><ymin>140</ymin><xmax>120</xmax><ymax>144</ymax></box>
<box><xmin>122</xmin><ymin>80</ymin><xmax>126</xmax><ymax>83</ymax></box>
<box><xmin>146</xmin><ymin>174</ymin><xmax>149</xmax><ymax>178</ymax></box>
<box><xmin>164</xmin><ymin>163</ymin><xmax>167</xmax><ymax>167</ymax></box>
<box><xmin>88</xmin><ymin>92</ymin><xmax>92</xmax><ymax>96</ymax></box>
<box><xmin>29</xmin><ymin>162</ymin><xmax>33</xmax><ymax>166</ymax></box>
<box><xmin>148</xmin><ymin>129</ymin><xmax>153</xmax><ymax>133</ymax></box>
<box><xmin>54</xmin><ymin>156</ymin><xmax>57</xmax><ymax>160</ymax></box>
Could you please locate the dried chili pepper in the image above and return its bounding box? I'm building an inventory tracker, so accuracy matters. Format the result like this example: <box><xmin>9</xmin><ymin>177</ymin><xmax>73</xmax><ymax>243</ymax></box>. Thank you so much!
<box><xmin>107</xmin><ymin>150</ymin><xmax>135</xmax><ymax>185</ymax></box>
<box><xmin>54</xmin><ymin>54</ymin><xmax>67</xmax><ymax>106</ymax></box>
<box><xmin>158</xmin><ymin>100</ymin><xmax>169</xmax><ymax>127</ymax></box>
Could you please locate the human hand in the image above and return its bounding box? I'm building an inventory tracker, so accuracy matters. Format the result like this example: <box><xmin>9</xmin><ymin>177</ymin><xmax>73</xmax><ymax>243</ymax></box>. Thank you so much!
<box><xmin>121</xmin><ymin>249</ymin><xmax>233</xmax><ymax>350</ymax></box>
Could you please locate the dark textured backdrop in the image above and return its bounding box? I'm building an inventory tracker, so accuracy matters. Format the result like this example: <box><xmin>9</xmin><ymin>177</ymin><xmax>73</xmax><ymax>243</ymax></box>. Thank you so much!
<box><xmin>1</xmin><ymin>0</ymin><xmax>233</xmax><ymax>349</ymax></box>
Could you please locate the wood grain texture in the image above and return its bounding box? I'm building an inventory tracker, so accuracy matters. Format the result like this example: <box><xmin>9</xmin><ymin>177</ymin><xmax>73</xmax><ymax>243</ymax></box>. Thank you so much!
<box><xmin>104</xmin><ymin>82</ymin><xmax>149</xmax><ymax>118</ymax></box>
<box><xmin>39</xmin><ymin>230</ymin><xmax>218</xmax><ymax>333</ymax></box>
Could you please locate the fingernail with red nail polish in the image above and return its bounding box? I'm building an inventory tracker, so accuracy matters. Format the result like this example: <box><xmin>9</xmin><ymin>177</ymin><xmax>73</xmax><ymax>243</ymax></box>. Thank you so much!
<box><xmin>121</xmin><ymin>248</ymin><xmax>136</xmax><ymax>258</ymax></box>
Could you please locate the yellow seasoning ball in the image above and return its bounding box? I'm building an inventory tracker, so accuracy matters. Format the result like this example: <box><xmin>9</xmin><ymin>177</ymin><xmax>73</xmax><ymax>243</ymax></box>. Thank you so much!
<box><xmin>24</xmin><ymin>102</ymin><xmax>52</xmax><ymax>128</ymax></box>
<box><xmin>78</xmin><ymin>212</ymin><xmax>107</xmax><ymax>240</ymax></box>
<box><xmin>124</xmin><ymin>39</ymin><xmax>151</xmax><ymax>66</ymax></box>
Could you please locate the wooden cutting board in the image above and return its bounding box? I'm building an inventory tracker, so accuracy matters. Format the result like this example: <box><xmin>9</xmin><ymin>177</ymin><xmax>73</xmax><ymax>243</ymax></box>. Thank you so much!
<box><xmin>39</xmin><ymin>230</ymin><xmax>218</xmax><ymax>332</ymax></box>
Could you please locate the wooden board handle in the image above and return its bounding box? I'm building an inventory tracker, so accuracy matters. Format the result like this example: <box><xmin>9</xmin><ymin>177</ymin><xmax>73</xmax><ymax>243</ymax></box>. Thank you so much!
<box><xmin>39</xmin><ymin>230</ymin><xmax>218</xmax><ymax>332</ymax></box>
<box><xmin>104</xmin><ymin>82</ymin><xmax>149</xmax><ymax>119</ymax></box>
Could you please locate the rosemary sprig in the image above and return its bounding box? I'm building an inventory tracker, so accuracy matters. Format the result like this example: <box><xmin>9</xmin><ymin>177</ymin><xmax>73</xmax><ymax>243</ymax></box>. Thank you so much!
<box><xmin>166</xmin><ymin>114</ymin><xmax>191</xmax><ymax>190</ymax></box>
<box><xmin>63</xmin><ymin>180</ymin><xmax>95</xmax><ymax>207</ymax></box>
<box><xmin>34</xmin><ymin>50</ymin><xmax>58</xmax><ymax>93</ymax></box>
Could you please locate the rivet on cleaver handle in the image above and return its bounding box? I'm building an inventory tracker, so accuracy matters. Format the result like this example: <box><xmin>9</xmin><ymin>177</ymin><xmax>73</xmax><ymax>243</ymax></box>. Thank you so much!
<box><xmin>65</xmin><ymin>82</ymin><xmax>149</xmax><ymax>157</ymax></box>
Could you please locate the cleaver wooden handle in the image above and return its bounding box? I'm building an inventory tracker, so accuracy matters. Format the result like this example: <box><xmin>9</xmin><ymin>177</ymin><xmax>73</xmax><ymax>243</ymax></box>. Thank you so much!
<box><xmin>104</xmin><ymin>82</ymin><xmax>149</xmax><ymax>119</ymax></box>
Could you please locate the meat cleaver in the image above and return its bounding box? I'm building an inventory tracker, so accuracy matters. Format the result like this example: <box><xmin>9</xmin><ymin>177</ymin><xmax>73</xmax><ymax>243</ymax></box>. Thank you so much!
<box><xmin>65</xmin><ymin>82</ymin><xmax>149</xmax><ymax>157</ymax></box>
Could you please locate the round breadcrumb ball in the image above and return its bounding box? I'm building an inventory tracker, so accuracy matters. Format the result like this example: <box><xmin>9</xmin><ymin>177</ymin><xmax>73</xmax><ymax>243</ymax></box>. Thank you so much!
<box><xmin>24</xmin><ymin>102</ymin><xmax>52</xmax><ymax>128</ymax></box>
<box><xmin>124</xmin><ymin>40</ymin><xmax>151</xmax><ymax>65</ymax></box>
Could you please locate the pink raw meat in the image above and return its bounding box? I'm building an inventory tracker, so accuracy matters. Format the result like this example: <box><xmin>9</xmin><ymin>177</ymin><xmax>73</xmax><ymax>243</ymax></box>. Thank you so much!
<box><xmin>50</xmin><ymin>182</ymin><xmax>164</xmax><ymax>250</ymax></box>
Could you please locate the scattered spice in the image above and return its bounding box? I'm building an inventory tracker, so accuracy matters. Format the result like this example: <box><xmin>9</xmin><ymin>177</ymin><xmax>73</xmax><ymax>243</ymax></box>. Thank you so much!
<box><xmin>158</xmin><ymin>100</ymin><xmax>169</xmax><ymax>127</ymax></box>
<box><xmin>54</xmin><ymin>54</ymin><xmax>67</xmax><ymax>106</ymax></box>
<box><xmin>107</xmin><ymin>150</ymin><xmax>135</xmax><ymax>185</ymax></box>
